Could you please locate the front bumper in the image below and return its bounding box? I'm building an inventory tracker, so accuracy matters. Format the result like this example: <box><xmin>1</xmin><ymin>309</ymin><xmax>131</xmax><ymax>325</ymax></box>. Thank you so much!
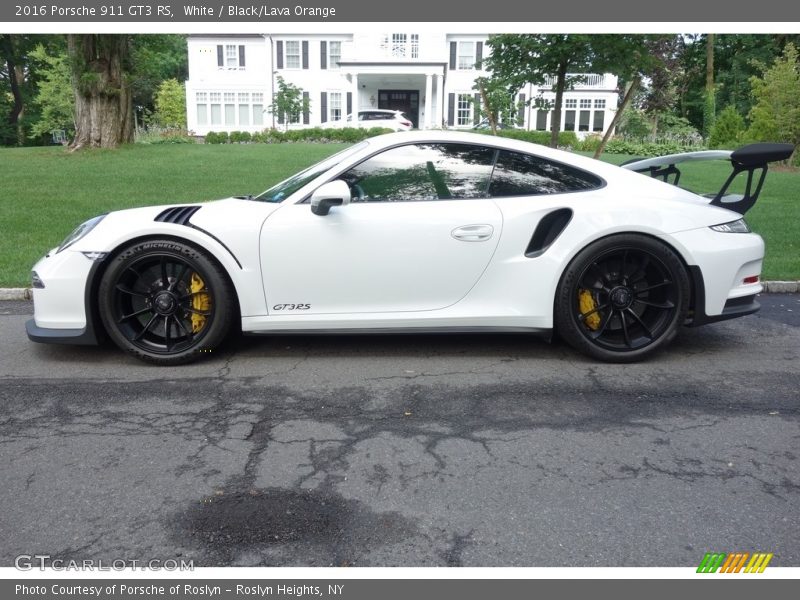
<box><xmin>26</xmin><ymin>249</ymin><xmax>103</xmax><ymax>346</ymax></box>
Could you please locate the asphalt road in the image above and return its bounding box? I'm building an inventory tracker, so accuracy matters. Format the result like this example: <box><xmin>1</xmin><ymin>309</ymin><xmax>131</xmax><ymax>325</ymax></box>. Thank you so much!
<box><xmin>1</xmin><ymin>296</ymin><xmax>798</xmax><ymax>568</ymax></box>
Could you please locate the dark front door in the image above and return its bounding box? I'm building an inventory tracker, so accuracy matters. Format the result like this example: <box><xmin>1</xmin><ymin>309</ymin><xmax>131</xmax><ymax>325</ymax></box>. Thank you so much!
<box><xmin>378</xmin><ymin>90</ymin><xmax>419</xmax><ymax>128</ymax></box>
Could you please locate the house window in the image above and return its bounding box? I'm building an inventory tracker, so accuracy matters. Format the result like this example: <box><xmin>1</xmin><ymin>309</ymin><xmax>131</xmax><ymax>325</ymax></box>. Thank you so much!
<box><xmin>579</xmin><ymin>110</ymin><xmax>591</xmax><ymax>132</ymax></box>
<box><xmin>457</xmin><ymin>94</ymin><xmax>473</xmax><ymax>126</ymax></box>
<box><xmin>285</xmin><ymin>41</ymin><xmax>301</xmax><ymax>69</ymax></box>
<box><xmin>594</xmin><ymin>99</ymin><xmax>606</xmax><ymax>109</ymax></box>
<box><xmin>328</xmin><ymin>41</ymin><xmax>341</xmax><ymax>69</ymax></box>
<box><xmin>196</xmin><ymin>92</ymin><xmax>208</xmax><ymax>126</ymax></box>
<box><xmin>458</xmin><ymin>42</ymin><xmax>476</xmax><ymax>70</ymax></box>
<box><xmin>238</xmin><ymin>92</ymin><xmax>250</xmax><ymax>126</ymax></box>
<box><xmin>381</xmin><ymin>33</ymin><xmax>419</xmax><ymax>59</ymax></box>
<box><xmin>593</xmin><ymin>111</ymin><xmax>605</xmax><ymax>132</ymax></box>
<box><xmin>252</xmin><ymin>92</ymin><xmax>264</xmax><ymax>126</ymax></box>
<box><xmin>535</xmin><ymin>110</ymin><xmax>547</xmax><ymax>131</ymax></box>
<box><xmin>565</xmin><ymin>98</ymin><xmax>577</xmax><ymax>109</ymax></box>
<box><xmin>217</xmin><ymin>44</ymin><xmax>245</xmax><ymax>70</ymax></box>
<box><xmin>209</xmin><ymin>92</ymin><xmax>222</xmax><ymax>125</ymax></box>
<box><xmin>224</xmin><ymin>92</ymin><xmax>236</xmax><ymax>126</ymax></box>
<box><xmin>564</xmin><ymin>110</ymin><xmax>576</xmax><ymax>131</ymax></box>
<box><xmin>329</xmin><ymin>92</ymin><xmax>343</xmax><ymax>122</ymax></box>
<box><xmin>580</xmin><ymin>98</ymin><xmax>592</xmax><ymax>109</ymax></box>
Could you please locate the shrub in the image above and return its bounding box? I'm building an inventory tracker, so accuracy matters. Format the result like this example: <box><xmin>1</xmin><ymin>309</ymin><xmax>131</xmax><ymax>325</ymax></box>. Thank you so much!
<box><xmin>135</xmin><ymin>127</ymin><xmax>195</xmax><ymax>145</ymax></box>
<box><xmin>248</xmin><ymin>127</ymin><xmax>392</xmax><ymax>144</ymax></box>
<box><xmin>709</xmin><ymin>106</ymin><xmax>745</xmax><ymax>149</ymax></box>
<box><xmin>603</xmin><ymin>139</ymin><xmax>707</xmax><ymax>157</ymax></box>
<box><xmin>229</xmin><ymin>130</ymin><xmax>252</xmax><ymax>143</ymax></box>
<box><xmin>204</xmin><ymin>131</ymin><xmax>229</xmax><ymax>144</ymax></box>
<box><xmin>475</xmin><ymin>129</ymin><xmax>579</xmax><ymax>149</ymax></box>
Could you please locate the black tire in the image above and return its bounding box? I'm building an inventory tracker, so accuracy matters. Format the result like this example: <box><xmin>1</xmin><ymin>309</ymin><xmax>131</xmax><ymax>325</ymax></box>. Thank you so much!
<box><xmin>554</xmin><ymin>234</ymin><xmax>690</xmax><ymax>362</ymax></box>
<box><xmin>98</xmin><ymin>239</ymin><xmax>235</xmax><ymax>365</ymax></box>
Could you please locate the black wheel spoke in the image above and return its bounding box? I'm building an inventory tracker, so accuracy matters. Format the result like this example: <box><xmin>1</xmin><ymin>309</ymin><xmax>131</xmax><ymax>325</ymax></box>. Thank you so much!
<box><xmin>184</xmin><ymin>307</ymin><xmax>211</xmax><ymax>317</ymax></box>
<box><xmin>626</xmin><ymin>307</ymin><xmax>654</xmax><ymax>339</ymax></box>
<box><xmin>133</xmin><ymin>314</ymin><xmax>159</xmax><ymax>341</ymax></box>
<box><xmin>590</xmin><ymin>309</ymin><xmax>615</xmax><ymax>339</ymax></box>
<box><xmin>117</xmin><ymin>306</ymin><xmax>152</xmax><ymax>324</ymax></box>
<box><xmin>160</xmin><ymin>257</ymin><xmax>169</xmax><ymax>288</ymax></box>
<box><xmin>634</xmin><ymin>281</ymin><xmax>672</xmax><ymax>295</ymax></box>
<box><xmin>169</xmin><ymin>263</ymin><xmax>189</xmax><ymax>292</ymax></box>
<box><xmin>621</xmin><ymin>249</ymin><xmax>629</xmax><ymax>285</ymax></box>
<box><xmin>173</xmin><ymin>315</ymin><xmax>191</xmax><ymax>338</ymax></box>
<box><xmin>115</xmin><ymin>284</ymin><xmax>147</xmax><ymax>298</ymax></box>
<box><xmin>584</xmin><ymin>262</ymin><xmax>612</xmax><ymax>293</ymax></box>
<box><xmin>164</xmin><ymin>315</ymin><xmax>172</xmax><ymax>351</ymax></box>
<box><xmin>619</xmin><ymin>310</ymin><xmax>632</xmax><ymax>348</ymax></box>
<box><xmin>178</xmin><ymin>291</ymin><xmax>207</xmax><ymax>302</ymax></box>
<box><xmin>629</xmin><ymin>254</ymin><xmax>651</xmax><ymax>284</ymax></box>
<box><xmin>578</xmin><ymin>303</ymin><xmax>609</xmax><ymax>321</ymax></box>
<box><xmin>633</xmin><ymin>298</ymin><xmax>675</xmax><ymax>309</ymax></box>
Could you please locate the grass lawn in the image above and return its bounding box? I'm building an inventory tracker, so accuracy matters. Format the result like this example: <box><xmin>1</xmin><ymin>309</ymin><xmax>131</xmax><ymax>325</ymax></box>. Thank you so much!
<box><xmin>0</xmin><ymin>143</ymin><xmax>797</xmax><ymax>288</ymax></box>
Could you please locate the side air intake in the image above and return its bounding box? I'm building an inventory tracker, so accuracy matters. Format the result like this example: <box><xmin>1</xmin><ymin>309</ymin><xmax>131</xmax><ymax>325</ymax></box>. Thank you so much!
<box><xmin>154</xmin><ymin>206</ymin><xmax>201</xmax><ymax>225</ymax></box>
<box><xmin>525</xmin><ymin>208</ymin><xmax>573</xmax><ymax>258</ymax></box>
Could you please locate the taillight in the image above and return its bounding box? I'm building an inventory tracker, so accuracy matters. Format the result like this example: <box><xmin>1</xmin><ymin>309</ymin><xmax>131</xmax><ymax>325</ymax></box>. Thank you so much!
<box><xmin>401</xmin><ymin>120</ymin><xmax>411</xmax><ymax>127</ymax></box>
<box><xmin>743</xmin><ymin>275</ymin><xmax>759</xmax><ymax>284</ymax></box>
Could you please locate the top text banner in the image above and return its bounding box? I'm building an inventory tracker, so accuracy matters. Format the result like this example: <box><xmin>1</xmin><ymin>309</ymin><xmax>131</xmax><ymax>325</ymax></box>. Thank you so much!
<box><xmin>5</xmin><ymin>0</ymin><xmax>800</xmax><ymax>22</ymax></box>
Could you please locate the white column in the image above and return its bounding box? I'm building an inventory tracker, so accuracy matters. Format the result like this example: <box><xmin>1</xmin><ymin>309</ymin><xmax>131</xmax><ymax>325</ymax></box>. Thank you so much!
<box><xmin>424</xmin><ymin>74</ymin><xmax>433</xmax><ymax>130</ymax></box>
<box><xmin>351</xmin><ymin>73</ymin><xmax>359</xmax><ymax>115</ymax></box>
<box><xmin>436</xmin><ymin>74</ymin><xmax>444</xmax><ymax>129</ymax></box>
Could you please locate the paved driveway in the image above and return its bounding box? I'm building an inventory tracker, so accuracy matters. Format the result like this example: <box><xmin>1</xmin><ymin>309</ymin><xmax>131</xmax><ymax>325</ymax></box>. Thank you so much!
<box><xmin>1</xmin><ymin>296</ymin><xmax>798</xmax><ymax>567</ymax></box>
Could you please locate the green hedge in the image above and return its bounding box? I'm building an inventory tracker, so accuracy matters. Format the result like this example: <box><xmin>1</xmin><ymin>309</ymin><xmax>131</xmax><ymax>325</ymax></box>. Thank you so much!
<box><xmin>602</xmin><ymin>139</ymin><xmax>708</xmax><ymax>157</ymax></box>
<box><xmin>203</xmin><ymin>127</ymin><xmax>394</xmax><ymax>144</ymax></box>
<box><xmin>476</xmin><ymin>129</ymin><xmax>580</xmax><ymax>149</ymax></box>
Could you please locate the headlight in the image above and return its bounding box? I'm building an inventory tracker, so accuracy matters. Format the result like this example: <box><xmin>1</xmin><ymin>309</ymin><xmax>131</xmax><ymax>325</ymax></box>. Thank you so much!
<box><xmin>709</xmin><ymin>218</ymin><xmax>751</xmax><ymax>233</ymax></box>
<box><xmin>57</xmin><ymin>215</ymin><xmax>106</xmax><ymax>252</ymax></box>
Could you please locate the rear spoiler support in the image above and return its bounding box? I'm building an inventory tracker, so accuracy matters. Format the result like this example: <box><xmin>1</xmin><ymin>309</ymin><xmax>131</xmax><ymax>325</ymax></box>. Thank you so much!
<box><xmin>621</xmin><ymin>143</ymin><xmax>794</xmax><ymax>215</ymax></box>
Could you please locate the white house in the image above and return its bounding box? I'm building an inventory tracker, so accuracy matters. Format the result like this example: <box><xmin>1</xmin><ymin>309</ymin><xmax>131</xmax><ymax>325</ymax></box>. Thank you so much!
<box><xmin>185</xmin><ymin>33</ymin><xmax>619</xmax><ymax>137</ymax></box>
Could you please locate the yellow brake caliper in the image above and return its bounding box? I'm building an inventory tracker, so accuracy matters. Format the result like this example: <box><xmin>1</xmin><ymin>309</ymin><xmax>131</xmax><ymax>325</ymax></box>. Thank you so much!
<box><xmin>578</xmin><ymin>289</ymin><xmax>601</xmax><ymax>331</ymax></box>
<box><xmin>190</xmin><ymin>272</ymin><xmax>211</xmax><ymax>334</ymax></box>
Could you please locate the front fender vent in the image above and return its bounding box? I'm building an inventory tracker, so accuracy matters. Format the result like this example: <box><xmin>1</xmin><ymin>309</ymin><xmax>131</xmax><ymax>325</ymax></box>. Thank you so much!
<box><xmin>154</xmin><ymin>206</ymin><xmax>201</xmax><ymax>225</ymax></box>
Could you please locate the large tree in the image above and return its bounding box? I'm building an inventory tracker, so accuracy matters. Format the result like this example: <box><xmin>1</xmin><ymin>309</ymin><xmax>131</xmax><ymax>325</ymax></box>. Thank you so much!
<box><xmin>67</xmin><ymin>34</ymin><xmax>134</xmax><ymax>149</ymax></box>
<box><xmin>486</xmin><ymin>34</ymin><xmax>594</xmax><ymax>147</ymax></box>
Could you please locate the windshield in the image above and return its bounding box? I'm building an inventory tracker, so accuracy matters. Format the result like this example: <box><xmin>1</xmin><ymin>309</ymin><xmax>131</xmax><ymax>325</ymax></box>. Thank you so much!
<box><xmin>254</xmin><ymin>142</ymin><xmax>369</xmax><ymax>202</ymax></box>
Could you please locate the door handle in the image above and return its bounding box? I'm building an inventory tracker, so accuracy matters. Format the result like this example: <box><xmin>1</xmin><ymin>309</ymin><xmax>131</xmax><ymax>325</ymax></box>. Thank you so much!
<box><xmin>451</xmin><ymin>224</ymin><xmax>494</xmax><ymax>242</ymax></box>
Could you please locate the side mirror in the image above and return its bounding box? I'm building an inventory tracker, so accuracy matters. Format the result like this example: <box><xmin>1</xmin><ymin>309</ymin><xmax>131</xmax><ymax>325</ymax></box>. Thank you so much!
<box><xmin>310</xmin><ymin>180</ymin><xmax>351</xmax><ymax>216</ymax></box>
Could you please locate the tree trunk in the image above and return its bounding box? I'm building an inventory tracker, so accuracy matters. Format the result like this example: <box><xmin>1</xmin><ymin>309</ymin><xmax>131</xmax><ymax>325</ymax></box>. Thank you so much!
<box><xmin>593</xmin><ymin>75</ymin><xmax>641</xmax><ymax>159</ymax></box>
<box><xmin>550</xmin><ymin>61</ymin><xmax>568</xmax><ymax>148</ymax></box>
<box><xmin>703</xmin><ymin>33</ymin><xmax>716</xmax><ymax>139</ymax></box>
<box><xmin>477</xmin><ymin>80</ymin><xmax>497</xmax><ymax>135</ymax></box>
<box><xmin>67</xmin><ymin>34</ymin><xmax>134</xmax><ymax>149</ymax></box>
<box><xmin>2</xmin><ymin>36</ymin><xmax>25</xmax><ymax>145</ymax></box>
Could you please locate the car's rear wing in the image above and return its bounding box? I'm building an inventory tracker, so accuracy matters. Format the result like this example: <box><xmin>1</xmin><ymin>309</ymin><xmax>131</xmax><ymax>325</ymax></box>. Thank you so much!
<box><xmin>621</xmin><ymin>143</ymin><xmax>794</xmax><ymax>215</ymax></box>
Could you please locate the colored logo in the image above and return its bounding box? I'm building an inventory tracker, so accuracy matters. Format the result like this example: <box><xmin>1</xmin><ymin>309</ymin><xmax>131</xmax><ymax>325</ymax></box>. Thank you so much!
<box><xmin>697</xmin><ymin>552</ymin><xmax>773</xmax><ymax>573</ymax></box>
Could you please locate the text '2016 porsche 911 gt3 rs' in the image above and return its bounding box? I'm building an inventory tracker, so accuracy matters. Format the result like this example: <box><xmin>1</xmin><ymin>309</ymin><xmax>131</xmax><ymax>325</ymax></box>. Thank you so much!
<box><xmin>26</xmin><ymin>132</ymin><xmax>793</xmax><ymax>365</ymax></box>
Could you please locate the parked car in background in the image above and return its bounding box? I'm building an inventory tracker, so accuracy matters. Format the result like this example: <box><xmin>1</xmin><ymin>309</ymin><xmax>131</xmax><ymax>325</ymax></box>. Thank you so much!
<box><xmin>343</xmin><ymin>109</ymin><xmax>413</xmax><ymax>131</ymax></box>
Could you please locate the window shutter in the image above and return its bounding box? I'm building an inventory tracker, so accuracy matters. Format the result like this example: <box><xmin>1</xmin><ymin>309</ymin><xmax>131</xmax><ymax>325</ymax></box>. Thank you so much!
<box><xmin>320</xmin><ymin>92</ymin><xmax>328</xmax><ymax>123</ymax></box>
<box><xmin>276</xmin><ymin>41</ymin><xmax>283</xmax><ymax>69</ymax></box>
<box><xmin>474</xmin><ymin>93</ymin><xmax>481</xmax><ymax>125</ymax></box>
<box><xmin>476</xmin><ymin>42</ymin><xmax>483</xmax><ymax>69</ymax></box>
<box><xmin>447</xmin><ymin>93</ymin><xmax>455</xmax><ymax>126</ymax></box>
<box><xmin>346</xmin><ymin>92</ymin><xmax>352</xmax><ymax>115</ymax></box>
<box><xmin>278</xmin><ymin>108</ymin><xmax>284</xmax><ymax>125</ymax></box>
<box><xmin>303</xmin><ymin>92</ymin><xmax>310</xmax><ymax>124</ymax></box>
<box><xmin>517</xmin><ymin>93</ymin><xmax>526</xmax><ymax>126</ymax></box>
<box><xmin>449</xmin><ymin>42</ymin><xmax>456</xmax><ymax>70</ymax></box>
<box><xmin>238</xmin><ymin>45</ymin><xmax>246</xmax><ymax>68</ymax></box>
<box><xmin>302</xmin><ymin>41</ymin><xmax>309</xmax><ymax>69</ymax></box>
<box><xmin>320</xmin><ymin>41</ymin><xmax>327</xmax><ymax>70</ymax></box>
<box><xmin>216</xmin><ymin>45</ymin><xmax>223</xmax><ymax>67</ymax></box>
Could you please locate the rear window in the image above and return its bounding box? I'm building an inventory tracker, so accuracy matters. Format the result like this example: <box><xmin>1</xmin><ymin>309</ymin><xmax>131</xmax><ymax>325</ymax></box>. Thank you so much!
<box><xmin>489</xmin><ymin>150</ymin><xmax>603</xmax><ymax>197</ymax></box>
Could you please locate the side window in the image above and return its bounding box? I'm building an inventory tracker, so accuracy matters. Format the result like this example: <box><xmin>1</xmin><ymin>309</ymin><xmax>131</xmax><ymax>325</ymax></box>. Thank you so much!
<box><xmin>489</xmin><ymin>150</ymin><xmax>603</xmax><ymax>197</ymax></box>
<box><xmin>340</xmin><ymin>143</ymin><xmax>496</xmax><ymax>202</ymax></box>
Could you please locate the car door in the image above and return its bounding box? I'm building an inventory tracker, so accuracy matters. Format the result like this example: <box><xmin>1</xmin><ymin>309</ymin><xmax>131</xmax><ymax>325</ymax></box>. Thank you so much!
<box><xmin>260</xmin><ymin>142</ymin><xmax>502</xmax><ymax>315</ymax></box>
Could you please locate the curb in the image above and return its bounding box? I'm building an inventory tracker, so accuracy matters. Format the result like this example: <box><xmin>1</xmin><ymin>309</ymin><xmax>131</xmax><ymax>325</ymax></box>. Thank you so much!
<box><xmin>0</xmin><ymin>282</ymin><xmax>798</xmax><ymax>301</ymax></box>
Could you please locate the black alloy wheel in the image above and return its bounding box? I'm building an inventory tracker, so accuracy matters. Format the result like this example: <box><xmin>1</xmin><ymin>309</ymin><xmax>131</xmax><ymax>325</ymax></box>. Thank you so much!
<box><xmin>555</xmin><ymin>234</ymin><xmax>690</xmax><ymax>362</ymax></box>
<box><xmin>99</xmin><ymin>239</ymin><xmax>234</xmax><ymax>365</ymax></box>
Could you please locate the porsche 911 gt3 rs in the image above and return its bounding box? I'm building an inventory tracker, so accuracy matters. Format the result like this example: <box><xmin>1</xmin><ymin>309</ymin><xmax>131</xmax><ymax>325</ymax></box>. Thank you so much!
<box><xmin>25</xmin><ymin>132</ymin><xmax>793</xmax><ymax>364</ymax></box>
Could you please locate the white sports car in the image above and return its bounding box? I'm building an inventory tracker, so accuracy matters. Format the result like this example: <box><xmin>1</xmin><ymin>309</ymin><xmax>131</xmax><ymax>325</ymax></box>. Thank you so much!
<box><xmin>26</xmin><ymin>132</ymin><xmax>792</xmax><ymax>364</ymax></box>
